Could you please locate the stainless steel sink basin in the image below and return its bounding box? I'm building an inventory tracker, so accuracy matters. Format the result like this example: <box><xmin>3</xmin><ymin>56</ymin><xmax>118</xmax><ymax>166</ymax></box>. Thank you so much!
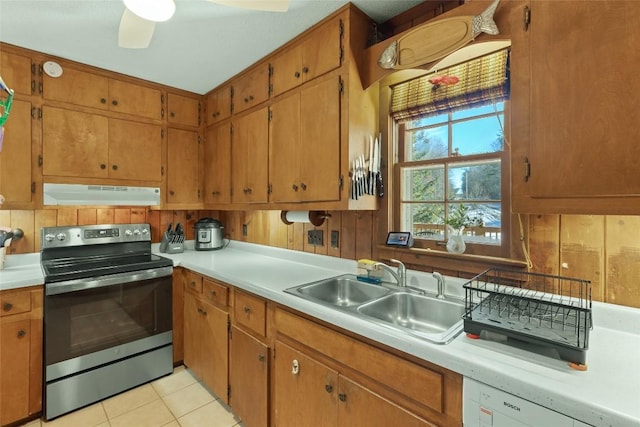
<box><xmin>357</xmin><ymin>293</ymin><xmax>465</xmax><ymax>338</ymax></box>
<box><xmin>286</xmin><ymin>274</ymin><xmax>390</xmax><ymax>307</ymax></box>
<box><xmin>284</xmin><ymin>275</ymin><xmax>465</xmax><ymax>344</ymax></box>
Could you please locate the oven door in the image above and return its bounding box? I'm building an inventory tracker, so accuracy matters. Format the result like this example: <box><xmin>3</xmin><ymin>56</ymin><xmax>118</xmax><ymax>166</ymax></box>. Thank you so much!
<box><xmin>44</xmin><ymin>267</ymin><xmax>173</xmax><ymax>374</ymax></box>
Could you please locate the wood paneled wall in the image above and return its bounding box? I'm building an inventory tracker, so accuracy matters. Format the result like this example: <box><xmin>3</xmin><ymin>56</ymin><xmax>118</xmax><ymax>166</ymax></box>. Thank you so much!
<box><xmin>1</xmin><ymin>208</ymin><xmax>638</xmax><ymax>308</ymax></box>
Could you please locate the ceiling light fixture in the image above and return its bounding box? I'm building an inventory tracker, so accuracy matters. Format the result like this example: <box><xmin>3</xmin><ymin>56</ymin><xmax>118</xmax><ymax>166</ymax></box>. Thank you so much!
<box><xmin>122</xmin><ymin>0</ymin><xmax>176</xmax><ymax>22</ymax></box>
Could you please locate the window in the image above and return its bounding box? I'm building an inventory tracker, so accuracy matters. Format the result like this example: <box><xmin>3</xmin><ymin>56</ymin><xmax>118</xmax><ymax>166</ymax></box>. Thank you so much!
<box><xmin>390</xmin><ymin>49</ymin><xmax>510</xmax><ymax>257</ymax></box>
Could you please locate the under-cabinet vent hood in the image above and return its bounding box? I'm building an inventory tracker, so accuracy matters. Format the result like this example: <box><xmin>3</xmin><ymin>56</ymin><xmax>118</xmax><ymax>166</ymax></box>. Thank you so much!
<box><xmin>43</xmin><ymin>183</ymin><xmax>161</xmax><ymax>206</ymax></box>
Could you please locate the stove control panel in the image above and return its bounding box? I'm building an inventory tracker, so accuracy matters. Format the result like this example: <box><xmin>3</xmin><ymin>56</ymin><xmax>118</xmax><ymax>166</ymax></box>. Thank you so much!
<box><xmin>41</xmin><ymin>223</ymin><xmax>152</xmax><ymax>249</ymax></box>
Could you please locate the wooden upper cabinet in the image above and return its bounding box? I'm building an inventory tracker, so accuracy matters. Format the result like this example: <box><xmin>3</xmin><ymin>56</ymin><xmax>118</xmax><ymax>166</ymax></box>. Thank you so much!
<box><xmin>42</xmin><ymin>66</ymin><xmax>109</xmax><ymax>110</ymax></box>
<box><xmin>167</xmin><ymin>93</ymin><xmax>200</xmax><ymax>127</ymax></box>
<box><xmin>231</xmin><ymin>107</ymin><xmax>269</xmax><ymax>203</ymax></box>
<box><xmin>0</xmin><ymin>51</ymin><xmax>32</xmax><ymax>96</ymax></box>
<box><xmin>42</xmin><ymin>106</ymin><xmax>109</xmax><ymax>178</ymax></box>
<box><xmin>270</xmin><ymin>76</ymin><xmax>341</xmax><ymax>203</ymax></box>
<box><xmin>206</xmin><ymin>84</ymin><xmax>231</xmax><ymax>125</ymax></box>
<box><xmin>42</xmin><ymin>64</ymin><xmax>163</xmax><ymax>120</ymax></box>
<box><xmin>167</xmin><ymin>128</ymin><xmax>200</xmax><ymax>205</ymax></box>
<box><xmin>0</xmin><ymin>100</ymin><xmax>33</xmax><ymax>206</ymax></box>
<box><xmin>512</xmin><ymin>1</ymin><xmax>640</xmax><ymax>214</ymax></box>
<box><xmin>204</xmin><ymin>122</ymin><xmax>231</xmax><ymax>205</ymax></box>
<box><xmin>232</xmin><ymin>64</ymin><xmax>269</xmax><ymax>114</ymax></box>
<box><xmin>271</xmin><ymin>14</ymin><xmax>343</xmax><ymax>97</ymax></box>
<box><xmin>42</xmin><ymin>106</ymin><xmax>161</xmax><ymax>182</ymax></box>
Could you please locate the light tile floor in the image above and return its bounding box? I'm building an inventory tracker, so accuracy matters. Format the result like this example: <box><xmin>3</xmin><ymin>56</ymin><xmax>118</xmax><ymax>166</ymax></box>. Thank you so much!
<box><xmin>20</xmin><ymin>366</ymin><xmax>243</xmax><ymax>427</ymax></box>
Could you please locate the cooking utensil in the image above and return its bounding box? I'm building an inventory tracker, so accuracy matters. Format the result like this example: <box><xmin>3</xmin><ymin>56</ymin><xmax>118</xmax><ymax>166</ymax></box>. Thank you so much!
<box><xmin>0</xmin><ymin>231</ymin><xmax>14</xmax><ymax>247</ymax></box>
<box><xmin>376</xmin><ymin>135</ymin><xmax>384</xmax><ymax>198</ymax></box>
<box><xmin>351</xmin><ymin>159</ymin><xmax>358</xmax><ymax>200</ymax></box>
<box><xmin>369</xmin><ymin>136</ymin><xmax>375</xmax><ymax>195</ymax></box>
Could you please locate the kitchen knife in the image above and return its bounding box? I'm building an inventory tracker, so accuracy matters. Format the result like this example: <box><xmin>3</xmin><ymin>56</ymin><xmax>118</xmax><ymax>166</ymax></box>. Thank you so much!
<box><xmin>376</xmin><ymin>136</ymin><xmax>384</xmax><ymax>198</ymax></box>
<box><xmin>351</xmin><ymin>159</ymin><xmax>358</xmax><ymax>200</ymax></box>
<box><xmin>368</xmin><ymin>136</ymin><xmax>374</xmax><ymax>194</ymax></box>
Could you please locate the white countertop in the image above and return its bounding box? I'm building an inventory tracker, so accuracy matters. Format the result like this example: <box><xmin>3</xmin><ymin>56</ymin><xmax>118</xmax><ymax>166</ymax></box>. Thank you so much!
<box><xmin>2</xmin><ymin>241</ymin><xmax>639</xmax><ymax>426</ymax></box>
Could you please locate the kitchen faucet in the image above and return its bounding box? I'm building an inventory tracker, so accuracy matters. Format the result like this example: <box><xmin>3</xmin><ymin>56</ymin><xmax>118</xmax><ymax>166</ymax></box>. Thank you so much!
<box><xmin>433</xmin><ymin>272</ymin><xmax>445</xmax><ymax>299</ymax></box>
<box><xmin>374</xmin><ymin>258</ymin><xmax>406</xmax><ymax>287</ymax></box>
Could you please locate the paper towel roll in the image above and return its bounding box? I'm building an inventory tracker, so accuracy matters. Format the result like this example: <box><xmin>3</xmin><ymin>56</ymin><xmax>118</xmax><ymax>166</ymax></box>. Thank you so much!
<box><xmin>280</xmin><ymin>211</ymin><xmax>329</xmax><ymax>226</ymax></box>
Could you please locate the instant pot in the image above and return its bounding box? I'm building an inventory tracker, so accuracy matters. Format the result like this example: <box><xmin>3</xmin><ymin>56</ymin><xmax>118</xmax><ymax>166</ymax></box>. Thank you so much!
<box><xmin>194</xmin><ymin>218</ymin><xmax>225</xmax><ymax>250</ymax></box>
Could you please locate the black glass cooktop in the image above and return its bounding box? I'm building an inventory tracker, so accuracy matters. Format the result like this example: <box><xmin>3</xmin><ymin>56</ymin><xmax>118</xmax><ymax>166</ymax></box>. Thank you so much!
<box><xmin>42</xmin><ymin>252</ymin><xmax>173</xmax><ymax>283</ymax></box>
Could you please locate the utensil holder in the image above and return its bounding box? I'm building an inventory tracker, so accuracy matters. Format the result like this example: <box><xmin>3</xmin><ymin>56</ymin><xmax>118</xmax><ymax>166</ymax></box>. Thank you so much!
<box><xmin>159</xmin><ymin>232</ymin><xmax>184</xmax><ymax>254</ymax></box>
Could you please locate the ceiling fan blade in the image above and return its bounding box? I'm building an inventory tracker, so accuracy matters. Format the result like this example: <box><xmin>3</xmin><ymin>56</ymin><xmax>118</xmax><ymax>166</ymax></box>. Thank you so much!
<box><xmin>118</xmin><ymin>8</ymin><xmax>156</xmax><ymax>49</ymax></box>
<box><xmin>208</xmin><ymin>0</ymin><xmax>290</xmax><ymax>12</ymax></box>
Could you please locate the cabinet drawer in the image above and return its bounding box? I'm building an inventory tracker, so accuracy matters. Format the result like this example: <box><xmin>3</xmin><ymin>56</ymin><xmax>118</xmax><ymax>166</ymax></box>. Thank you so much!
<box><xmin>203</xmin><ymin>279</ymin><xmax>228</xmax><ymax>307</ymax></box>
<box><xmin>234</xmin><ymin>290</ymin><xmax>266</xmax><ymax>337</ymax></box>
<box><xmin>184</xmin><ymin>271</ymin><xmax>203</xmax><ymax>294</ymax></box>
<box><xmin>0</xmin><ymin>290</ymin><xmax>31</xmax><ymax>317</ymax></box>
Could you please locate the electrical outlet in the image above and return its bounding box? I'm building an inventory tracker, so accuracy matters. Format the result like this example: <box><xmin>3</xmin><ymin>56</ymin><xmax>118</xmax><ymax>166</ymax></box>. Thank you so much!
<box><xmin>307</xmin><ymin>230</ymin><xmax>323</xmax><ymax>246</ymax></box>
<box><xmin>331</xmin><ymin>230</ymin><xmax>339</xmax><ymax>248</ymax></box>
<box><xmin>242</xmin><ymin>224</ymin><xmax>248</xmax><ymax>237</ymax></box>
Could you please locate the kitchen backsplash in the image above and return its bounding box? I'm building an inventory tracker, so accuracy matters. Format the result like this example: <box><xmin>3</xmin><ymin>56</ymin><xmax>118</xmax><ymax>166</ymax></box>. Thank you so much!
<box><xmin>1</xmin><ymin>207</ymin><xmax>638</xmax><ymax>309</ymax></box>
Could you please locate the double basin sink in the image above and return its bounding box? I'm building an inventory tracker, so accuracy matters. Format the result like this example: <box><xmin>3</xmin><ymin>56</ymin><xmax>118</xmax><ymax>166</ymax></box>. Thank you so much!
<box><xmin>284</xmin><ymin>274</ymin><xmax>466</xmax><ymax>344</ymax></box>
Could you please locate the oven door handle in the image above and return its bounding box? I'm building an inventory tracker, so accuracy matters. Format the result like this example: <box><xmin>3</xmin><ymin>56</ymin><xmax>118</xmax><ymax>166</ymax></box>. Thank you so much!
<box><xmin>45</xmin><ymin>266</ymin><xmax>174</xmax><ymax>296</ymax></box>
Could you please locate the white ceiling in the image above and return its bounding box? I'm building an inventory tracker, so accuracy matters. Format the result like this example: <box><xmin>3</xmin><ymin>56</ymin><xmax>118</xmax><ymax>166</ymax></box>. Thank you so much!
<box><xmin>0</xmin><ymin>0</ymin><xmax>424</xmax><ymax>94</ymax></box>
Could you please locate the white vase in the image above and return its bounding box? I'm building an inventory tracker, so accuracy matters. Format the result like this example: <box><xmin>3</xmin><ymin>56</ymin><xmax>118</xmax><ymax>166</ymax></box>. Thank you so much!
<box><xmin>446</xmin><ymin>226</ymin><xmax>466</xmax><ymax>254</ymax></box>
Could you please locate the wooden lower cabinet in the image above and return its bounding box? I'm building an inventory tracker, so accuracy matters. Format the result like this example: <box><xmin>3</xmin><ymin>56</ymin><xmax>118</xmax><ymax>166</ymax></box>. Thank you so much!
<box><xmin>183</xmin><ymin>287</ymin><xmax>229</xmax><ymax>401</ymax></box>
<box><xmin>229</xmin><ymin>325</ymin><xmax>269</xmax><ymax>427</ymax></box>
<box><xmin>274</xmin><ymin>307</ymin><xmax>462</xmax><ymax>427</ymax></box>
<box><xmin>0</xmin><ymin>287</ymin><xmax>43</xmax><ymax>427</ymax></box>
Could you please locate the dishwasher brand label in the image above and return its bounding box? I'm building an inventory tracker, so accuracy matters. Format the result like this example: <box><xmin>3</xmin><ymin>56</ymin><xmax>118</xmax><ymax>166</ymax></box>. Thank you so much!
<box><xmin>503</xmin><ymin>401</ymin><xmax>521</xmax><ymax>412</ymax></box>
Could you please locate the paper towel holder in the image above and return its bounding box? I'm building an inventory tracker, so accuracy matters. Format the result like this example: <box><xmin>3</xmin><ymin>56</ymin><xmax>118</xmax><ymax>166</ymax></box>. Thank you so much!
<box><xmin>280</xmin><ymin>210</ymin><xmax>331</xmax><ymax>227</ymax></box>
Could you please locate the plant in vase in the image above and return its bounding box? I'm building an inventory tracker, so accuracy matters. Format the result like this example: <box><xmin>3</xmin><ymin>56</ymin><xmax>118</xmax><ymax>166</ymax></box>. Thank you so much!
<box><xmin>444</xmin><ymin>204</ymin><xmax>483</xmax><ymax>254</ymax></box>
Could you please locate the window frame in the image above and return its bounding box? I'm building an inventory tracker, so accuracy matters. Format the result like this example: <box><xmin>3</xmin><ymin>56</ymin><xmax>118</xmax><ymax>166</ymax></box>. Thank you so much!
<box><xmin>392</xmin><ymin>101</ymin><xmax>512</xmax><ymax>258</ymax></box>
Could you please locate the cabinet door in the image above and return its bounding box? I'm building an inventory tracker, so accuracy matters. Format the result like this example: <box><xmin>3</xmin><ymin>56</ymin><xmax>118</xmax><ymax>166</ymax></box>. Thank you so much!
<box><xmin>518</xmin><ymin>1</ymin><xmax>640</xmax><ymax>208</ymax></box>
<box><xmin>199</xmin><ymin>300</ymin><xmax>229</xmax><ymax>401</ymax></box>
<box><xmin>271</xmin><ymin>44</ymin><xmax>303</xmax><ymax>97</ymax></box>
<box><xmin>0</xmin><ymin>319</ymin><xmax>31</xmax><ymax>426</ymax></box>
<box><xmin>42</xmin><ymin>106</ymin><xmax>109</xmax><ymax>178</ymax></box>
<box><xmin>167</xmin><ymin>93</ymin><xmax>200</xmax><ymax>127</ymax></box>
<box><xmin>167</xmin><ymin>128</ymin><xmax>200</xmax><ymax>204</ymax></box>
<box><xmin>302</xmin><ymin>15</ymin><xmax>342</xmax><ymax>82</ymax></box>
<box><xmin>183</xmin><ymin>291</ymin><xmax>204</xmax><ymax>381</ymax></box>
<box><xmin>108</xmin><ymin>118</ymin><xmax>162</xmax><ymax>181</ymax></box>
<box><xmin>274</xmin><ymin>341</ymin><xmax>338</xmax><ymax>427</ymax></box>
<box><xmin>206</xmin><ymin>85</ymin><xmax>232</xmax><ymax>125</ymax></box>
<box><xmin>233</xmin><ymin>65</ymin><xmax>270</xmax><ymax>114</ymax></box>
<box><xmin>299</xmin><ymin>77</ymin><xmax>341</xmax><ymax>202</ymax></box>
<box><xmin>269</xmin><ymin>91</ymin><xmax>301</xmax><ymax>202</ymax></box>
<box><xmin>108</xmin><ymin>79</ymin><xmax>163</xmax><ymax>121</ymax></box>
<box><xmin>42</xmin><ymin>65</ymin><xmax>110</xmax><ymax>110</ymax></box>
<box><xmin>204</xmin><ymin>123</ymin><xmax>231</xmax><ymax>205</ymax></box>
<box><xmin>0</xmin><ymin>51</ymin><xmax>32</xmax><ymax>96</ymax></box>
<box><xmin>0</xmin><ymin>100</ymin><xmax>33</xmax><ymax>205</ymax></box>
<box><xmin>231</xmin><ymin>107</ymin><xmax>269</xmax><ymax>203</ymax></box>
<box><xmin>229</xmin><ymin>326</ymin><xmax>269</xmax><ymax>427</ymax></box>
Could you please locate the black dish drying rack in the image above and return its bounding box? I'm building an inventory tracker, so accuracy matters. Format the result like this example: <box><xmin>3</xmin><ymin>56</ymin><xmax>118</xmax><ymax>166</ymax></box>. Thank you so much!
<box><xmin>463</xmin><ymin>268</ymin><xmax>592</xmax><ymax>366</ymax></box>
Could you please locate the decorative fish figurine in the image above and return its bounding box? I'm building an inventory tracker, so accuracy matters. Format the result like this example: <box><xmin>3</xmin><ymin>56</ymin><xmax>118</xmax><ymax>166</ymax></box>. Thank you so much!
<box><xmin>378</xmin><ymin>0</ymin><xmax>501</xmax><ymax>70</ymax></box>
<box><xmin>428</xmin><ymin>75</ymin><xmax>460</xmax><ymax>86</ymax></box>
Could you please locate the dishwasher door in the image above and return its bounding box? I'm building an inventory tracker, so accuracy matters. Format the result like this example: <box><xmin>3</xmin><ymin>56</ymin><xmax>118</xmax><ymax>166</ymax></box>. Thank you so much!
<box><xmin>462</xmin><ymin>378</ymin><xmax>591</xmax><ymax>427</ymax></box>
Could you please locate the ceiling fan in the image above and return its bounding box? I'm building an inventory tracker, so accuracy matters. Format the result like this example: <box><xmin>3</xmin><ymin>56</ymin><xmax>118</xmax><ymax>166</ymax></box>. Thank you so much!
<box><xmin>118</xmin><ymin>0</ymin><xmax>290</xmax><ymax>49</ymax></box>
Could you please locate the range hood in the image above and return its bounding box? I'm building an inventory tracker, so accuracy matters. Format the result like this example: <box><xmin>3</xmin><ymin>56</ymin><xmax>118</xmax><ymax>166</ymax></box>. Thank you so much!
<box><xmin>43</xmin><ymin>183</ymin><xmax>161</xmax><ymax>206</ymax></box>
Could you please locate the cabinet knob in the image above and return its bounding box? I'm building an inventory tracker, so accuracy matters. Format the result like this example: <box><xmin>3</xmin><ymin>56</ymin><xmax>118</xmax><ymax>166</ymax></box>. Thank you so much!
<box><xmin>244</xmin><ymin>97</ymin><xmax>249</xmax><ymax>103</ymax></box>
<box><xmin>325</xmin><ymin>384</ymin><xmax>333</xmax><ymax>393</ymax></box>
<box><xmin>294</xmin><ymin>71</ymin><xmax>300</xmax><ymax>78</ymax></box>
<box><xmin>302</xmin><ymin>66</ymin><xmax>309</xmax><ymax>74</ymax></box>
<box><xmin>243</xmin><ymin>306</ymin><xmax>251</xmax><ymax>314</ymax></box>
<box><xmin>338</xmin><ymin>393</ymin><xmax>347</xmax><ymax>402</ymax></box>
<box><xmin>100</xmin><ymin>164</ymin><xmax>106</xmax><ymax>170</ymax></box>
<box><xmin>170</xmin><ymin>111</ymin><xmax>175</xmax><ymax>117</ymax></box>
<box><xmin>112</xmin><ymin>165</ymin><xmax>118</xmax><ymax>171</ymax></box>
<box><xmin>291</xmin><ymin>359</ymin><xmax>300</xmax><ymax>375</ymax></box>
<box><xmin>258</xmin><ymin>354</ymin><xmax>265</xmax><ymax>362</ymax></box>
<box><xmin>100</xmin><ymin>98</ymin><xmax>107</xmax><ymax>104</ymax></box>
<box><xmin>170</xmin><ymin>190</ymin><xmax>175</xmax><ymax>196</ymax></box>
<box><xmin>3</xmin><ymin>302</ymin><xmax>13</xmax><ymax>312</ymax></box>
<box><xmin>249</xmin><ymin>95</ymin><xmax>254</xmax><ymax>101</ymax></box>
<box><xmin>300</xmin><ymin>182</ymin><xmax>307</xmax><ymax>191</ymax></box>
<box><xmin>292</xmin><ymin>184</ymin><xmax>298</xmax><ymax>191</ymax></box>
<box><xmin>17</xmin><ymin>330</ymin><xmax>26</xmax><ymax>338</ymax></box>
<box><xmin>112</xmin><ymin>100</ymin><xmax>118</xmax><ymax>106</ymax></box>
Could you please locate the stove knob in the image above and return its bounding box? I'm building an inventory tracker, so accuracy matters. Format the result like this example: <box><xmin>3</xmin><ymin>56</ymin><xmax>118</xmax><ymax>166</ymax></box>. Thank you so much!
<box><xmin>56</xmin><ymin>233</ymin><xmax>66</xmax><ymax>241</ymax></box>
<box><xmin>124</xmin><ymin>229</ymin><xmax>133</xmax><ymax>237</ymax></box>
<box><xmin>141</xmin><ymin>228</ymin><xmax>149</xmax><ymax>235</ymax></box>
<box><xmin>133</xmin><ymin>229</ymin><xmax>141</xmax><ymax>236</ymax></box>
<box><xmin>45</xmin><ymin>234</ymin><xmax>55</xmax><ymax>242</ymax></box>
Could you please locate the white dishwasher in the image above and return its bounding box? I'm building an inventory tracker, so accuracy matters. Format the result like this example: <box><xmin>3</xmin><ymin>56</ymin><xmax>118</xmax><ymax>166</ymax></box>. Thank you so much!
<box><xmin>463</xmin><ymin>378</ymin><xmax>592</xmax><ymax>427</ymax></box>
